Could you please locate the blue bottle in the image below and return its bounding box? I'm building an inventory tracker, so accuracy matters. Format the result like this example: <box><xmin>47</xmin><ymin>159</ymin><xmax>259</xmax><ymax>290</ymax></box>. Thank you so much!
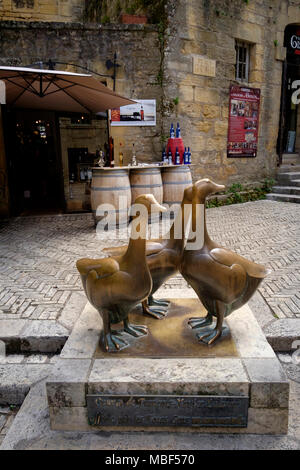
<box><xmin>188</xmin><ymin>147</ymin><xmax>191</xmax><ymax>164</ymax></box>
<box><xmin>183</xmin><ymin>147</ymin><xmax>188</xmax><ymax>164</ymax></box>
<box><xmin>175</xmin><ymin>147</ymin><xmax>180</xmax><ymax>165</ymax></box>
<box><xmin>176</xmin><ymin>122</ymin><xmax>181</xmax><ymax>138</ymax></box>
<box><xmin>170</xmin><ymin>123</ymin><xmax>175</xmax><ymax>138</ymax></box>
<box><xmin>168</xmin><ymin>149</ymin><xmax>173</xmax><ymax>165</ymax></box>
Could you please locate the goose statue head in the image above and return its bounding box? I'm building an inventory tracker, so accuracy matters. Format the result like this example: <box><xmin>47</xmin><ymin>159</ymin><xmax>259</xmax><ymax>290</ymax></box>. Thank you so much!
<box><xmin>192</xmin><ymin>178</ymin><xmax>225</xmax><ymax>205</ymax></box>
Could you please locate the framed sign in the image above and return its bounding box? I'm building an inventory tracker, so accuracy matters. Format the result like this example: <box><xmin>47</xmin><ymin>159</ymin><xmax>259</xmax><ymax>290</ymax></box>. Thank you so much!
<box><xmin>110</xmin><ymin>99</ymin><xmax>156</xmax><ymax>126</ymax></box>
<box><xmin>227</xmin><ymin>85</ymin><xmax>260</xmax><ymax>158</ymax></box>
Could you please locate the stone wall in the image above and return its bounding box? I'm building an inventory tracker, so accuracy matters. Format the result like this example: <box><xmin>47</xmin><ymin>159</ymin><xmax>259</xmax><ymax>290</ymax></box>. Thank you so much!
<box><xmin>0</xmin><ymin>0</ymin><xmax>84</xmax><ymax>22</ymax></box>
<box><xmin>163</xmin><ymin>0</ymin><xmax>300</xmax><ymax>186</ymax></box>
<box><xmin>1</xmin><ymin>0</ymin><xmax>300</xmax><ymax>209</ymax></box>
<box><xmin>0</xmin><ymin>20</ymin><xmax>163</xmax><ymax>211</ymax></box>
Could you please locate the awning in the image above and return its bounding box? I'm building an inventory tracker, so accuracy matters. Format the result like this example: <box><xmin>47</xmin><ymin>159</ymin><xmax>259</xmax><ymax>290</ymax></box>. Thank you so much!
<box><xmin>0</xmin><ymin>66</ymin><xmax>135</xmax><ymax>113</ymax></box>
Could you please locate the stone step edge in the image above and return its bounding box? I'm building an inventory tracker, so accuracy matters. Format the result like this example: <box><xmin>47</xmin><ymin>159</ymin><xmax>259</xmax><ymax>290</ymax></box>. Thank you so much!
<box><xmin>0</xmin><ymin>333</ymin><xmax>68</xmax><ymax>354</ymax></box>
<box><xmin>266</xmin><ymin>193</ymin><xmax>300</xmax><ymax>201</ymax></box>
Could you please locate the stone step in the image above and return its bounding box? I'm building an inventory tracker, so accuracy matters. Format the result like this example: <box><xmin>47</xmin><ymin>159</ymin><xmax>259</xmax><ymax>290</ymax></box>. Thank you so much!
<box><xmin>291</xmin><ymin>179</ymin><xmax>300</xmax><ymax>187</ymax></box>
<box><xmin>276</xmin><ymin>172</ymin><xmax>300</xmax><ymax>184</ymax></box>
<box><xmin>282</xmin><ymin>153</ymin><xmax>300</xmax><ymax>165</ymax></box>
<box><xmin>277</xmin><ymin>164</ymin><xmax>300</xmax><ymax>174</ymax></box>
<box><xmin>272</xmin><ymin>186</ymin><xmax>300</xmax><ymax>195</ymax></box>
<box><xmin>266</xmin><ymin>193</ymin><xmax>300</xmax><ymax>203</ymax></box>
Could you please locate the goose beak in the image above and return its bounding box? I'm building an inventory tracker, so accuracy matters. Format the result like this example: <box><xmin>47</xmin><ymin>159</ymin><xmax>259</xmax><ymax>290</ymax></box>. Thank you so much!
<box><xmin>214</xmin><ymin>183</ymin><xmax>225</xmax><ymax>193</ymax></box>
<box><xmin>152</xmin><ymin>201</ymin><xmax>167</xmax><ymax>213</ymax></box>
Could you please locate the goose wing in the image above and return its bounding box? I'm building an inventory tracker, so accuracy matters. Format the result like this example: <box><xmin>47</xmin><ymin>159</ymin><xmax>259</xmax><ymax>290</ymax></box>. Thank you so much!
<box><xmin>210</xmin><ymin>247</ymin><xmax>269</xmax><ymax>278</ymax></box>
<box><xmin>76</xmin><ymin>257</ymin><xmax>120</xmax><ymax>279</ymax></box>
<box><xmin>102</xmin><ymin>241</ymin><xmax>165</xmax><ymax>258</ymax></box>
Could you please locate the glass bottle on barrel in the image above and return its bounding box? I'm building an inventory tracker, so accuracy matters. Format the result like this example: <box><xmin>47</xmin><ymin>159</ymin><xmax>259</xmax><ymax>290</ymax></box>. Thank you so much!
<box><xmin>119</xmin><ymin>142</ymin><xmax>124</xmax><ymax>167</ymax></box>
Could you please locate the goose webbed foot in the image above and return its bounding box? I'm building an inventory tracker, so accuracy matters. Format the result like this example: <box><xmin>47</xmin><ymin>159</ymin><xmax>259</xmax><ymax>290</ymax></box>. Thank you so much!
<box><xmin>102</xmin><ymin>331</ymin><xmax>128</xmax><ymax>352</ymax></box>
<box><xmin>196</xmin><ymin>327</ymin><xmax>224</xmax><ymax>345</ymax></box>
<box><xmin>123</xmin><ymin>319</ymin><xmax>148</xmax><ymax>337</ymax></box>
<box><xmin>100</xmin><ymin>308</ymin><xmax>128</xmax><ymax>352</ymax></box>
<box><xmin>196</xmin><ymin>301</ymin><xmax>226</xmax><ymax>346</ymax></box>
<box><xmin>142</xmin><ymin>300</ymin><xmax>168</xmax><ymax>319</ymax></box>
<box><xmin>149</xmin><ymin>295</ymin><xmax>170</xmax><ymax>308</ymax></box>
<box><xmin>188</xmin><ymin>312</ymin><xmax>213</xmax><ymax>329</ymax></box>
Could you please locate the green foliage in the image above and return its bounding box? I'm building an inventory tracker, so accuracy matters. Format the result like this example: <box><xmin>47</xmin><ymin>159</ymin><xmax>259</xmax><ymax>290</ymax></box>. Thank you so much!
<box><xmin>261</xmin><ymin>178</ymin><xmax>275</xmax><ymax>192</ymax></box>
<box><xmin>101</xmin><ymin>15</ymin><xmax>110</xmax><ymax>24</ymax></box>
<box><xmin>274</xmin><ymin>39</ymin><xmax>278</xmax><ymax>47</ymax></box>
<box><xmin>206</xmin><ymin>197</ymin><xmax>222</xmax><ymax>208</ymax></box>
<box><xmin>83</xmin><ymin>0</ymin><xmax>104</xmax><ymax>22</ymax></box>
<box><xmin>227</xmin><ymin>182</ymin><xmax>244</xmax><ymax>193</ymax></box>
<box><xmin>173</xmin><ymin>96</ymin><xmax>179</xmax><ymax>106</ymax></box>
<box><xmin>206</xmin><ymin>179</ymin><xmax>275</xmax><ymax>208</ymax></box>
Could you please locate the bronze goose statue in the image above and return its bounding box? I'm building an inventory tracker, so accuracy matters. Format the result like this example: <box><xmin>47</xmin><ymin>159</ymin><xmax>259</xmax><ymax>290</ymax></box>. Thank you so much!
<box><xmin>180</xmin><ymin>179</ymin><xmax>270</xmax><ymax>345</ymax></box>
<box><xmin>76</xmin><ymin>194</ymin><xmax>166</xmax><ymax>352</ymax></box>
<box><xmin>102</xmin><ymin>185</ymin><xmax>193</xmax><ymax>319</ymax></box>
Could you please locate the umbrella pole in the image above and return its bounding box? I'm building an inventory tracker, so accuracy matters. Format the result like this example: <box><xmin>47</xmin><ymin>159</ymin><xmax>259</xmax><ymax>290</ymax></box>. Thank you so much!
<box><xmin>105</xmin><ymin>110</ymin><xmax>110</xmax><ymax>165</ymax></box>
<box><xmin>0</xmin><ymin>80</ymin><xmax>10</xmax><ymax>216</ymax></box>
<box><xmin>0</xmin><ymin>105</ymin><xmax>10</xmax><ymax>217</ymax></box>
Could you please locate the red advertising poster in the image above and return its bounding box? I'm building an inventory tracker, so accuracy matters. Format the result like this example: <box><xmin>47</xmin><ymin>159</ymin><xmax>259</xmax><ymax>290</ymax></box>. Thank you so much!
<box><xmin>227</xmin><ymin>85</ymin><xmax>260</xmax><ymax>158</ymax></box>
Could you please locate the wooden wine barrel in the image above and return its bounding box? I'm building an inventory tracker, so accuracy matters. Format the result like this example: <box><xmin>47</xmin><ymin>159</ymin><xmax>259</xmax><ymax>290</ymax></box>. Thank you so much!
<box><xmin>130</xmin><ymin>167</ymin><xmax>163</xmax><ymax>204</ymax></box>
<box><xmin>91</xmin><ymin>168</ymin><xmax>131</xmax><ymax>227</ymax></box>
<box><xmin>162</xmin><ymin>166</ymin><xmax>193</xmax><ymax>206</ymax></box>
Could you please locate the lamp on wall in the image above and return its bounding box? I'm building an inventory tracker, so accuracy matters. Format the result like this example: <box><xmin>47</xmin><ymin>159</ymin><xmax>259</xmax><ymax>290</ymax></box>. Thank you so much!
<box><xmin>105</xmin><ymin>53</ymin><xmax>120</xmax><ymax>91</ymax></box>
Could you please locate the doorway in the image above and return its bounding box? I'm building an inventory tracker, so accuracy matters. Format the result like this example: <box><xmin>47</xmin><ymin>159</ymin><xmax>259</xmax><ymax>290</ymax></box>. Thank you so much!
<box><xmin>5</xmin><ymin>109</ymin><xmax>64</xmax><ymax>216</ymax></box>
<box><xmin>278</xmin><ymin>24</ymin><xmax>300</xmax><ymax>160</ymax></box>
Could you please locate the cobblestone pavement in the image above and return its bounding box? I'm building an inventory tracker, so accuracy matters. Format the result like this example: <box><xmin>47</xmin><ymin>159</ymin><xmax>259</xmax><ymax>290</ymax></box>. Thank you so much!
<box><xmin>0</xmin><ymin>199</ymin><xmax>299</xmax><ymax>322</ymax></box>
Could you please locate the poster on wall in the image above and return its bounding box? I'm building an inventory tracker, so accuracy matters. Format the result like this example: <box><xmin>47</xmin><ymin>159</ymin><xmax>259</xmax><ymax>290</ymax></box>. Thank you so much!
<box><xmin>110</xmin><ymin>99</ymin><xmax>156</xmax><ymax>126</ymax></box>
<box><xmin>227</xmin><ymin>85</ymin><xmax>260</xmax><ymax>158</ymax></box>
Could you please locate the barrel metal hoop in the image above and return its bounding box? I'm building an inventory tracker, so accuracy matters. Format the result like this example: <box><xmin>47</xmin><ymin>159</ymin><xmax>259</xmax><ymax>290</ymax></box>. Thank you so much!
<box><xmin>91</xmin><ymin>186</ymin><xmax>131</xmax><ymax>191</ymax></box>
<box><xmin>163</xmin><ymin>180</ymin><xmax>193</xmax><ymax>185</ymax></box>
<box><xmin>131</xmin><ymin>183</ymin><xmax>163</xmax><ymax>188</ymax></box>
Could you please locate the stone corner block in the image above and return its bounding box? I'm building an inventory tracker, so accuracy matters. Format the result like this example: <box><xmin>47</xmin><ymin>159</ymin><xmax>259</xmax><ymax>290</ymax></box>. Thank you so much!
<box><xmin>243</xmin><ymin>358</ymin><xmax>289</xmax><ymax>409</ymax></box>
<box><xmin>46</xmin><ymin>358</ymin><xmax>92</xmax><ymax>407</ymax></box>
<box><xmin>264</xmin><ymin>319</ymin><xmax>300</xmax><ymax>352</ymax></box>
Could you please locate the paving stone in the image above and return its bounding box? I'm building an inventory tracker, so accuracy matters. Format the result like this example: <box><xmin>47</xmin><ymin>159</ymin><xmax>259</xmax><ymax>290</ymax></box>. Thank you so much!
<box><xmin>0</xmin><ymin>414</ymin><xmax>15</xmax><ymax>436</ymax></box>
<box><xmin>0</xmin><ymin>320</ymin><xmax>27</xmax><ymax>337</ymax></box>
<box><xmin>60</xmin><ymin>303</ymin><xmax>101</xmax><ymax>359</ymax></box>
<box><xmin>57</xmin><ymin>291</ymin><xmax>87</xmax><ymax>331</ymax></box>
<box><xmin>0</xmin><ymin>364</ymin><xmax>52</xmax><ymax>405</ymax></box>
<box><xmin>264</xmin><ymin>319</ymin><xmax>300</xmax><ymax>351</ymax></box>
<box><xmin>24</xmin><ymin>355</ymin><xmax>49</xmax><ymax>364</ymax></box>
<box><xmin>0</xmin><ymin>414</ymin><xmax>6</xmax><ymax>432</ymax></box>
<box><xmin>0</xmin><ymin>201</ymin><xmax>299</xmax><ymax>328</ymax></box>
<box><xmin>19</xmin><ymin>320</ymin><xmax>69</xmax><ymax>353</ymax></box>
<box><xmin>0</xmin><ymin>354</ymin><xmax>24</xmax><ymax>364</ymax></box>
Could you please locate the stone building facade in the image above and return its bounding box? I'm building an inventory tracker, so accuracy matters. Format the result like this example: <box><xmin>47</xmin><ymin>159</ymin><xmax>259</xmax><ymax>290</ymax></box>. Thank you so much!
<box><xmin>0</xmin><ymin>0</ymin><xmax>299</xmax><ymax>215</ymax></box>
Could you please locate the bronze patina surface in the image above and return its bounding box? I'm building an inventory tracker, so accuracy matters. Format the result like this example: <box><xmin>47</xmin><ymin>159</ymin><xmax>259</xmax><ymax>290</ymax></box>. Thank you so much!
<box><xmin>181</xmin><ymin>178</ymin><xmax>270</xmax><ymax>345</ymax></box>
<box><xmin>94</xmin><ymin>298</ymin><xmax>238</xmax><ymax>358</ymax></box>
<box><xmin>76</xmin><ymin>194</ymin><xmax>166</xmax><ymax>353</ymax></box>
<box><xmin>102</xmin><ymin>186</ymin><xmax>193</xmax><ymax>319</ymax></box>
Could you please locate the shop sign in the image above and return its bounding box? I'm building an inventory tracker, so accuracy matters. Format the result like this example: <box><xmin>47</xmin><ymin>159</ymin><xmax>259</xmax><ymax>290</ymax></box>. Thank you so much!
<box><xmin>286</xmin><ymin>26</ymin><xmax>300</xmax><ymax>56</ymax></box>
<box><xmin>110</xmin><ymin>99</ymin><xmax>156</xmax><ymax>126</ymax></box>
<box><xmin>227</xmin><ymin>85</ymin><xmax>260</xmax><ymax>158</ymax></box>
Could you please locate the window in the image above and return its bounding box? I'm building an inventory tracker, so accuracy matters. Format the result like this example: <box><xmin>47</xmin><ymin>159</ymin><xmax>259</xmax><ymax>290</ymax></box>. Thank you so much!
<box><xmin>235</xmin><ymin>41</ymin><xmax>250</xmax><ymax>82</ymax></box>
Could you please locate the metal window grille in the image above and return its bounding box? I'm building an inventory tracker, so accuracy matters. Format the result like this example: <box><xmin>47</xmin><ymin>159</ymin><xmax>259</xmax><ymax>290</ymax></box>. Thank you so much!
<box><xmin>235</xmin><ymin>41</ymin><xmax>250</xmax><ymax>82</ymax></box>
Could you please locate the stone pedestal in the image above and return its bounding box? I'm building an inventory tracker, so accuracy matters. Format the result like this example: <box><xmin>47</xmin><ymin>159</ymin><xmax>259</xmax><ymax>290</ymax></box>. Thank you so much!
<box><xmin>46</xmin><ymin>297</ymin><xmax>289</xmax><ymax>434</ymax></box>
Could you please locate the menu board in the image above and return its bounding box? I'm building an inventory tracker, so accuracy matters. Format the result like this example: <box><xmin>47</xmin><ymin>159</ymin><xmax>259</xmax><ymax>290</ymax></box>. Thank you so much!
<box><xmin>227</xmin><ymin>85</ymin><xmax>260</xmax><ymax>158</ymax></box>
